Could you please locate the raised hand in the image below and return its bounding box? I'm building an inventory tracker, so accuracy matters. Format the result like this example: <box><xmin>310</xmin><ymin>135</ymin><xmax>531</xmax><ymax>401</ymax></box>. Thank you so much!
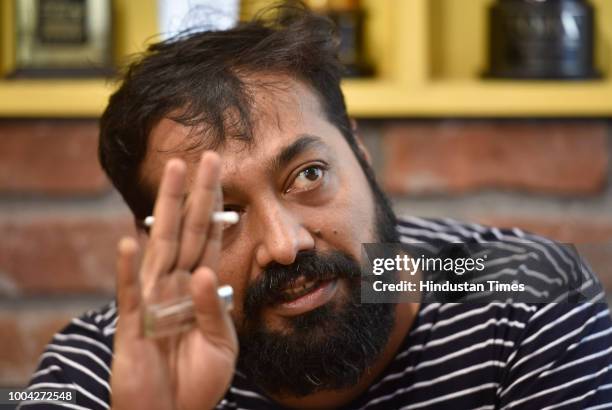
<box><xmin>110</xmin><ymin>152</ymin><xmax>238</xmax><ymax>410</ymax></box>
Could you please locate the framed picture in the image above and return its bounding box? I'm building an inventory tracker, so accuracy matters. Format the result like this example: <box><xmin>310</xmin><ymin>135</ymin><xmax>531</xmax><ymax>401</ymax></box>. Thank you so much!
<box><xmin>13</xmin><ymin>0</ymin><xmax>114</xmax><ymax>77</ymax></box>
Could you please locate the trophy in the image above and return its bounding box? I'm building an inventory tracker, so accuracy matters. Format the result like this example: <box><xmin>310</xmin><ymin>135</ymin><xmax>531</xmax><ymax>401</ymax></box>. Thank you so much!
<box><xmin>12</xmin><ymin>0</ymin><xmax>114</xmax><ymax>77</ymax></box>
<box><xmin>484</xmin><ymin>0</ymin><xmax>600</xmax><ymax>80</ymax></box>
<box><xmin>309</xmin><ymin>0</ymin><xmax>374</xmax><ymax>78</ymax></box>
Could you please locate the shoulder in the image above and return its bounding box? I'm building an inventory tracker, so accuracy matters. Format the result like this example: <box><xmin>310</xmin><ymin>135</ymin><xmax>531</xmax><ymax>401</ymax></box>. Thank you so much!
<box><xmin>498</xmin><ymin>298</ymin><xmax>612</xmax><ymax>406</ymax></box>
<box><xmin>400</xmin><ymin>300</ymin><xmax>612</xmax><ymax>407</ymax></box>
<box><xmin>396</xmin><ymin>216</ymin><xmax>605</xmax><ymax>303</ymax></box>
<box><xmin>396</xmin><ymin>217</ymin><xmax>612</xmax><ymax>405</ymax></box>
<box><xmin>49</xmin><ymin>300</ymin><xmax>118</xmax><ymax>349</ymax></box>
<box><xmin>21</xmin><ymin>301</ymin><xmax>117</xmax><ymax>409</ymax></box>
<box><xmin>396</xmin><ymin>215</ymin><xmax>532</xmax><ymax>243</ymax></box>
<box><xmin>398</xmin><ymin>216</ymin><xmax>612</xmax><ymax>340</ymax></box>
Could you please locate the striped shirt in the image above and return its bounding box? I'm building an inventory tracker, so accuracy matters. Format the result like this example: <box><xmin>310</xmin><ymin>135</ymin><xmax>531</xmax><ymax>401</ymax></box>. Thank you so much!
<box><xmin>21</xmin><ymin>217</ymin><xmax>612</xmax><ymax>409</ymax></box>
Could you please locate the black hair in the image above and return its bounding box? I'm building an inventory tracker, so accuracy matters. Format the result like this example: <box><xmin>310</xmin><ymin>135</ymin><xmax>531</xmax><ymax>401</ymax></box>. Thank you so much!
<box><xmin>98</xmin><ymin>1</ymin><xmax>394</xmax><ymax>231</ymax></box>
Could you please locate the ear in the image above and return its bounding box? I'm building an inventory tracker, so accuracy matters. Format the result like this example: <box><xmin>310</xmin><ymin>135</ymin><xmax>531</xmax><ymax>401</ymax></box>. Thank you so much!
<box><xmin>350</xmin><ymin>118</ymin><xmax>372</xmax><ymax>166</ymax></box>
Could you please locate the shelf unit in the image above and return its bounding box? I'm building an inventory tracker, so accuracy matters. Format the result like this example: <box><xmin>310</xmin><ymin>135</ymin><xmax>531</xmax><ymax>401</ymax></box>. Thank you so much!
<box><xmin>344</xmin><ymin>0</ymin><xmax>612</xmax><ymax>117</ymax></box>
<box><xmin>0</xmin><ymin>0</ymin><xmax>610</xmax><ymax>117</ymax></box>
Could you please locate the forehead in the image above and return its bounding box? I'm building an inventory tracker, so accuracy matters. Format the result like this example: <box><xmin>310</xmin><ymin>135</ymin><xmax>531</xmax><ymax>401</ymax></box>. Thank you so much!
<box><xmin>142</xmin><ymin>76</ymin><xmax>344</xmax><ymax>187</ymax></box>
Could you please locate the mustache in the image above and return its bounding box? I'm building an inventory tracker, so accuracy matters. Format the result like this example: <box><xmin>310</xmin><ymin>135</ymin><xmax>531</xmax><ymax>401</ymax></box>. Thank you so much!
<box><xmin>243</xmin><ymin>249</ymin><xmax>362</xmax><ymax>311</ymax></box>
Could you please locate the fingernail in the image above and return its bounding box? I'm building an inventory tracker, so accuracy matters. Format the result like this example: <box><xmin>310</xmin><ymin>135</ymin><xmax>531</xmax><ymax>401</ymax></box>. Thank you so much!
<box><xmin>118</xmin><ymin>237</ymin><xmax>137</xmax><ymax>253</ymax></box>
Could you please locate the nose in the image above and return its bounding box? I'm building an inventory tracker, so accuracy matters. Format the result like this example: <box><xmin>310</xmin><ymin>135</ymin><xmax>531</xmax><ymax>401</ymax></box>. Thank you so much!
<box><xmin>254</xmin><ymin>201</ymin><xmax>315</xmax><ymax>268</ymax></box>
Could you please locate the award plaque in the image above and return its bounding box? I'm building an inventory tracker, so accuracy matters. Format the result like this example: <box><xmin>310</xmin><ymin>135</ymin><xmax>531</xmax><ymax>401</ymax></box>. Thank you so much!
<box><xmin>12</xmin><ymin>0</ymin><xmax>113</xmax><ymax>77</ymax></box>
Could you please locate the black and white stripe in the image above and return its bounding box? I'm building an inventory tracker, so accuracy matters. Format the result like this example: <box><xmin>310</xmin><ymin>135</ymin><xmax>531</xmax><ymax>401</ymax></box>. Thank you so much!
<box><xmin>20</xmin><ymin>217</ymin><xmax>612</xmax><ymax>409</ymax></box>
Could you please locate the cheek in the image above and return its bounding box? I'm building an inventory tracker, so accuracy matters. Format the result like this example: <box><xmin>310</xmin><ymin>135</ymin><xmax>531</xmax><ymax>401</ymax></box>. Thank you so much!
<box><xmin>334</xmin><ymin>203</ymin><xmax>375</xmax><ymax>256</ymax></box>
<box><xmin>327</xmin><ymin>142</ymin><xmax>378</xmax><ymax>247</ymax></box>
<box><xmin>337</xmin><ymin>169</ymin><xmax>377</xmax><ymax>241</ymax></box>
<box><xmin>317</xmin><ymin>175</ymin><xmax>376</xmax><ymax>258</ymax></box>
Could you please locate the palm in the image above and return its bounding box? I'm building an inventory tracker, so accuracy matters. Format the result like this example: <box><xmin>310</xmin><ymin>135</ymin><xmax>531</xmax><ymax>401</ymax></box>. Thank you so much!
<box><xmin>175</xmin><ymin>328</ymin><xmax>236</xmax><ymax>408</ymax></box>
<box><xmin>112</xmin><ymin>279</ymin><xmax>237</xmax><ymax>410</ymax></box>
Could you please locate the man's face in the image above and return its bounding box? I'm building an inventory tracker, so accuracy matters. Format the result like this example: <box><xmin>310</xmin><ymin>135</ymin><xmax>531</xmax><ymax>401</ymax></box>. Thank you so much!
<box><xmin>142</xmin><ymin>77</ymin><xmax>396</xmax><ymax>396</ymax></box>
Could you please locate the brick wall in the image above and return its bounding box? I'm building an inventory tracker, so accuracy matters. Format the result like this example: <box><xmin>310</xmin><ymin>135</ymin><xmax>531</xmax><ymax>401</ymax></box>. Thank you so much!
<box><xmin>1</xmin><ymin>118</ymin><xmax>611</xmax><ymax>387</ymax></box>
<box><xmin>0</xmin><ymin>120</ymin><xmax>134</xmax><ymax>387</ymax></box>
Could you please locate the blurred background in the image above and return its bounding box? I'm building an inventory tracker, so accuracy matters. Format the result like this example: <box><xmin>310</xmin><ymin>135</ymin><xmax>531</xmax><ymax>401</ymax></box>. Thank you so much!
<box><xmin>1</xmin><ymin>0</ymin><xmax>612</xmax><ymax>388</ymax></box>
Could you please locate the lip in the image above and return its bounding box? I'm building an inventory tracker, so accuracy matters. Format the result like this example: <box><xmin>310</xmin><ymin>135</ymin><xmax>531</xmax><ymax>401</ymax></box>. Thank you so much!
<box><xmin>270</xmin><ymin>279</ymin><xmax>339</xmax><ymax>317</ymax></box>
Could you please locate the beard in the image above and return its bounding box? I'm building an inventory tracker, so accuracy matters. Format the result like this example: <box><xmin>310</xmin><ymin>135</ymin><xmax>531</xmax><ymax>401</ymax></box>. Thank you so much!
<box><xmin>236</xmin><ymin>177</ymin><xmax>399</xmax><ymax>397</ymax></box>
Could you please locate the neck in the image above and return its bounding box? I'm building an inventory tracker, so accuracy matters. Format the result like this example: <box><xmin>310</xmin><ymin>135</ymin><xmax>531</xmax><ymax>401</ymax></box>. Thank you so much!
<box><xmin>268</xmin><ymin>301</ymin><xmax>420</xmax><ymax>409</ymax></box>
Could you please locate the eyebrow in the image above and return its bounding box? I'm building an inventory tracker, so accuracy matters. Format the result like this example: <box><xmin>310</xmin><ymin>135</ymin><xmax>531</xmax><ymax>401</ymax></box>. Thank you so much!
<box><xmin>268</xmin><ymin>134</ymin><xmax>327</xmax><ymax>176</ymax></box>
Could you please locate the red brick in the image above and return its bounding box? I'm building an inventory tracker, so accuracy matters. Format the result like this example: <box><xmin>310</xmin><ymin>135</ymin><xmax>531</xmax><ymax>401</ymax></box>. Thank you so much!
<box><xmin>0</xmin><ymin>213</ymin><xmax>134</xmax><ymax>296</ymax></box>
<box><xmin>473</xmin><ymin>215</ymin><xmax>612</xmax><ymax>291</ymax></box>
<box><xmin>382</xmin><ymin>122</ymin><xmax>609</xmax><ymax>195</ymax></box>
<box><xmin>0</xmin><ymin>120</ymin><xmax>110</xmax><ymax>195</ymax></box>
<box><xmin>0</xmin><ymin>307</ymin><xmax>85</xmax><ymax>386</ymax></box>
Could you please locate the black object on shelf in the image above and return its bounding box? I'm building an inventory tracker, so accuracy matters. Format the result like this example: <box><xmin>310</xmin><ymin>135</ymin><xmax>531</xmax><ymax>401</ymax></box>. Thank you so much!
<box><xmin>310</xmin><ymin>0</ymin><xmax>374</xmax><ymax>78</ymax></box>
<box><xmin>327</xmin><ymin>7</ymin><xmax>373</xmax><ymax>77</ymax></box>
<box><xmin>484</xmin><ymin>0</ymin><xmax>601</xmax><ymax>80</ymax></box>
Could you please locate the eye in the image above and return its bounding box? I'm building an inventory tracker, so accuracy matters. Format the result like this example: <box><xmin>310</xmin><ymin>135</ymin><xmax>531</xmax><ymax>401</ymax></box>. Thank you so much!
<box><xmin>221</xmin><ymin>205</ymin><xmax>243</xmax><ymax>231</ymax></box>
<box><xmin>223</xmin><ymin>204</ymin><xmax>241</xmax><ymax>213</ymax></box>
<box><xmin>287</xmin><ymin>165</ymin><xmax>326</xmax><ymax>193</ymax></box>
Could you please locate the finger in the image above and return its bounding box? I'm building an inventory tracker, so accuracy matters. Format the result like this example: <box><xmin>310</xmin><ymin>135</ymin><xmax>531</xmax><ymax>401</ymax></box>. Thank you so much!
<box><xmin>175</xmin><ymin>151</ymin><xmax>221</xmax><ymax>271</ymax></box>
<box><xmin>140</xmin><ymin>159</ymin><xmax>187</xmax><ymax>293</ymax></box>
<box><xmin>115</xmin><ymin>237</ymin><xmax>141</xmax><ymax>339</ymax></box>
<box><xmin>197</xmin><ymin>183</ymin><xmax>223</xmax><ymax>272</ymax></box>
<box><xmin>190</xmin><ymin>267</ymin><xmax>237</xmax><ymax>353</ymax></box>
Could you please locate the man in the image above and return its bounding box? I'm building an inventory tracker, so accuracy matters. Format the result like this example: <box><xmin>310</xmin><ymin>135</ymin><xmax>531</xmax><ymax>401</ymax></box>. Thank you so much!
<box><xmin>22</xmin><ymin>3</ymin><xmax>612</xmax><ymax>409</ymax></box>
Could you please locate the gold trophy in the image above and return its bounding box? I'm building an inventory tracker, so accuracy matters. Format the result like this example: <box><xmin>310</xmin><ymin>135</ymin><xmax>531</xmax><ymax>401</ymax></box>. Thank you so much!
<box><xmin>12</xmin><ymin>0</ymin><xmax>113</xmax><ymax>77</ymax></box>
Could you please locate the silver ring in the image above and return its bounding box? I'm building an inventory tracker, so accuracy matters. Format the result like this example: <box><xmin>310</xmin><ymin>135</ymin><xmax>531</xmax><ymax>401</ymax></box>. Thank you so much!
<box><xmin>217</xmin><ymin>285</ymin><xmax>234</xmax><ymax>311</ymax></box>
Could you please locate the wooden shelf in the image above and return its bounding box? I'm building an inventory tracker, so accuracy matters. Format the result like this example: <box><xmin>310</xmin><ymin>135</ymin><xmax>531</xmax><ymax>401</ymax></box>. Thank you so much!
<box><xmin>343</xmin><ymin>79</ymin><xmax>612</xmax><ymax>117</ymax></box>
<box><xmin>0</xmin><ymin>79</ymin><xmax>113</xmax><ymax>117</ymax></box>
<box><xmin>0</xmin><ymin>0</ymin><xmax>610</xmax><ymax>117</ymax></box>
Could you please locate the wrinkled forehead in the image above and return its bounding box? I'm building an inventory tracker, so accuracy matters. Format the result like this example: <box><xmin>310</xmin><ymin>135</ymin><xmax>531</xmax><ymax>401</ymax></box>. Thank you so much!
<box><xmin>140</xmin><ymin>76</ymin><xmax>333</xmax><ymax>190</ymax></box>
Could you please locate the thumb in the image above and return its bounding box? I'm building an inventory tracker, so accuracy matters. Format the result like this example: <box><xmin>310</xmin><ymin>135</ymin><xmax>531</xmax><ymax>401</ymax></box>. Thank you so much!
<box><xmin>190</xmin><ymin>267</ymin><xmax>238</xmax><ymax>354</ymax></box>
